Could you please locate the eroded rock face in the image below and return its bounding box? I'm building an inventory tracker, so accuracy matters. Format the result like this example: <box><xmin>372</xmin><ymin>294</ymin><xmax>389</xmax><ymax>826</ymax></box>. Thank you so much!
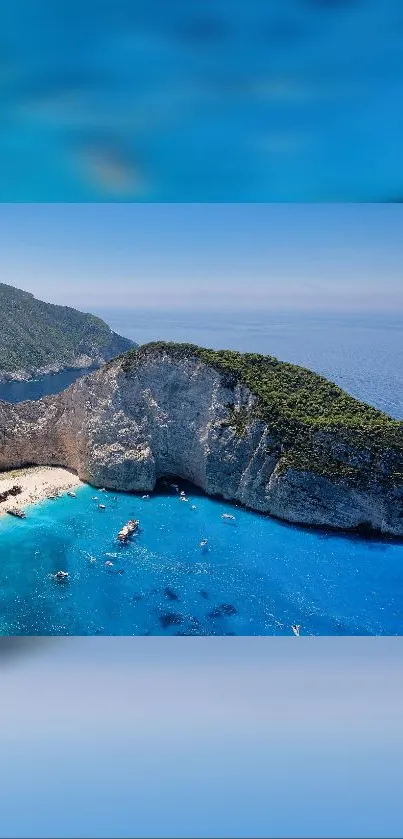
<box><xmin>1</xmin><ymin>349</ymin><xmax>403</xmax><ymax>536</ymax></box>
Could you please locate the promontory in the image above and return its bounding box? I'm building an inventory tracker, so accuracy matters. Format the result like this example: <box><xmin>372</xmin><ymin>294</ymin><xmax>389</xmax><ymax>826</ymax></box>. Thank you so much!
<box><xmin>1</xmin><ymin>342</ymin><xmax>402</xmax><ymax>536</ymax></box>
<box><xmin>0</xmin><ymin>282</ymin><xmax>135</xmax><ymax>381</ymax></box>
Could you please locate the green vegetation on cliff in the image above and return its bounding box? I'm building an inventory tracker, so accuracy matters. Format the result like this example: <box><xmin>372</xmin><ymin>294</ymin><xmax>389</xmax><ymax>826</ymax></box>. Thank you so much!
<box><xmin>120</xmin><ymin>342</ymin><xmax>403</xmax><ymax>485</ymax></box>
<box><xmin>0</xmin><ymin>283</ymin><xmax>135</xmax><ymax>374</ymax></box>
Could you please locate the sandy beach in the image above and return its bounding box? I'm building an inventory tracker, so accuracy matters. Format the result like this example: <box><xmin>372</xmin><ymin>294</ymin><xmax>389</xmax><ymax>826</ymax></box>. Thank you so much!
<box><xmin>0</xmin><ymin>466</ymin><xmax>83</xmax><ymax>516</ymax></box>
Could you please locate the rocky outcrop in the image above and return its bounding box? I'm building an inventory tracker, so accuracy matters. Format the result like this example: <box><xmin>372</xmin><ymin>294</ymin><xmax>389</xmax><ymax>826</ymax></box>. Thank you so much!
<box><xmin>0</xmin><ymin>344</ymin><xmax>402</xmax><ymax>536</ymax></box>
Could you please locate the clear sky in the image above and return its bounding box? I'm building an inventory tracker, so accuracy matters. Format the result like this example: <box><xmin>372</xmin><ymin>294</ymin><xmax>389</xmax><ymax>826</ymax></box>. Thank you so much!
<box><xmin>0</xmin><ymin>203</ymin><xmax>401</xmax><ymax>312</ymax></box>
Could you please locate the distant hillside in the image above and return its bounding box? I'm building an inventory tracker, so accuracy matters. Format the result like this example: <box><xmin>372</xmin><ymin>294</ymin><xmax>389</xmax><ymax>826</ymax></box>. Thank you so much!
<box><xmin>0</xmin><ymin>283</ymin><xmax>135</xmax><ymax>381</ymax></box>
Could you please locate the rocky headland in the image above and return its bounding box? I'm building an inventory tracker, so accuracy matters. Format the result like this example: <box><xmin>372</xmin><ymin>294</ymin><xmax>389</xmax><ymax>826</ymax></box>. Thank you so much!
<box><xmin>0</xmin><ymin>342</ymin><xmax>402</xmax><ymax>536</ymax></box>
<box><xmin>0</xmin><ymin>282</ymin><xmax>135</xmax><ymax>382</ymax></box>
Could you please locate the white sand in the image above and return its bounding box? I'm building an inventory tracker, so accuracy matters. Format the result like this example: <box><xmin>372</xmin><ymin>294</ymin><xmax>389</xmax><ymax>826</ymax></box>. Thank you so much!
<box><xmin>0</xmin><ymin>466</ymin><xmax>83</xmax><ymax>516</ymax></box>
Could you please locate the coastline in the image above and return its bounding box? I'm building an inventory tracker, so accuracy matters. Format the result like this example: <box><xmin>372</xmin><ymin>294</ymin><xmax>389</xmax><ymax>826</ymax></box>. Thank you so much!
<box><xmin>0</xmin><ymin>466</ymin><xmax>84</xmax><ymax>516</ymax></box>
<box><xmin>0</xmin><ymin>356</ymin><xmax>101</xmax><ymax>384</ymax></box>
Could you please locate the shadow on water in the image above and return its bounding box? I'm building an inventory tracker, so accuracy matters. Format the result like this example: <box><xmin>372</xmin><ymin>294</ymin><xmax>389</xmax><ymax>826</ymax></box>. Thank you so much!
<box><xmin>154</xmin><ymin>476</ymin><xmax>402</xmax><ymax>549</ymax></box>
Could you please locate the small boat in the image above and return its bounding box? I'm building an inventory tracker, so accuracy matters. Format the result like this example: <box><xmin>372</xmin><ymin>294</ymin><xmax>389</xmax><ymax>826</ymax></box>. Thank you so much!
<box><xmin>67</xmin><ymin>491</ymin><xmax>76</xmax><ymax>498</ymax></box>
<box><xmin>98</xmin><ymin>504</ymin><xmax>106</xmax><ymax>510</ymax></box>
<box><xmin>291</xmin><ymin>624</ymin><xmax>300</xmax><ymax>637</ymax></box>
<box><xmin>190</xmin><ymin>505</ymin><xmax>197</xmax><ymax>510</ymax></box>
<box><xmin>142</xmin><ymin>494</ymin><xmax>150</xmax><ymax>499</ymax></box>
<box><xmin>47</xmin><ymin>494</ymin><xmax>57</xmax><ymax>500</ymax></box>
<box><xmin>222</xmin><ymin>513</ymin><xmax>236</xmax><ymax>521</ymax></box>
<box><xmin>92</xmin><ymin>496</ymin><xmax>99</xmax><ymax>501</ymax></box>
<box><xmin>200</xmin><ymin>538</ymin><xmax>208</xmax><ymax>549</ymax></box>
<box><xmin>7</xmin><ymin>508</ymin><xmax>26</xmax><ymax>519</ymax></box>
<box><xmin>105</xmin><ymin>560</ymin><xmax>114</xmax><ymax>567</ymax></box>
<box><xmin>55</xmin><ymin>570</ymin><xmax>69</xmax><ymax>581</ymax></box>
<box><xmin>100</xmin><ymin>487</ymin><xmax>107</xmax><ymax>493</ymax></box>
<box><xmin>89</xmin><ymin>556</ymin><xmax>97</xmax><ymax>564</ymax></box>
<box><xmin>180</xmin><ymin>490</ymin><xmax>186</xmax><ymax>497</ymax></box>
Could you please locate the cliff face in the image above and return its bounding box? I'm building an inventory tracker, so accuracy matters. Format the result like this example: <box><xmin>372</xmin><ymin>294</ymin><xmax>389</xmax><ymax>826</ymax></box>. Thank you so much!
<box><xmin>1</xmin><ymin>345</ymin><xmax>402</xmax><ymax>536</ymax></box>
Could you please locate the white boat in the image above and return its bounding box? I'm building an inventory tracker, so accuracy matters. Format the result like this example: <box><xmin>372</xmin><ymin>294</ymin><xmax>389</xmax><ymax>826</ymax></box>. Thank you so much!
<box><xmin>200</xmin><ymin>538</ymin><xmax>208</xmax><ymax>549</ymax></box>
<box><xmin>142</xmin><ymin>494</ymin><xmax>150</xmax><ymax>499</ymax></box>
<box><xmin>55</xmin><ymin>570</ymin><xmax>69</xmax><ymax>581</ymax></box>
<box><xmin>67</xmin><ymin>491</ymin><xmax>76</xmax><ymax>498</ymax></box>
<box><xmin>98</xmin><ymin>503</ymin><xmax>106</xmax><ymax>509</ymax></box>
<box><xmin>221</xmin><ymin>513</ymin><xmax>236</xmax><ymax>521</ymax></box>
<box><xmin>291</xmin><ymin>624</ymin><xmax>300</xmax><ymax>637</ymax></box>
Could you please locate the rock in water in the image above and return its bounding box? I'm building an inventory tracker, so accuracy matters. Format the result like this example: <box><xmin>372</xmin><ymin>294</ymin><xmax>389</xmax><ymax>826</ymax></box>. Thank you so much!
<box><xmin>208</xmin><ymin>604</ymin><xmax>237</xmax><ymax>619</ymax></box>
<box><xmin>0</xmin><ymin>342</ymin><xmax>402</xmax><ymax>536</ymax></box>
<box><xmin>164</xmin><ymin>587</ymin><xmax>179</xmax><ymax>601</ymax></box>
<box><xmin>159</xmin><ymin>612</ymin><xmax>183</xmax><ymax>629</ymax></box>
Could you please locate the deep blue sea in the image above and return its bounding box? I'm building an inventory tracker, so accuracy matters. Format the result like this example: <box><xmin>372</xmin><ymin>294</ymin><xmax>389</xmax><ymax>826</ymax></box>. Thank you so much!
<box><xmin>0</xmin><ymin>365</ymin><xmax>97</xmax><ymax>404</ymax></box>
<box><xmin>1</xmin><ymin>309</ymin><xmax>402</xmax><ymax>635</ymax></box>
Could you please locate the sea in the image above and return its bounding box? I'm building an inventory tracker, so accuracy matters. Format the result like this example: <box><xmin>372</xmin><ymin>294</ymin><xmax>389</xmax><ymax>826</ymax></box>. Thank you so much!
<box><xmin>0</xmin><ymin>309</ymin><xmax>402</xmax><ymax>635</ymax></box>
<box><xmin>0</xmin><ymin>365</ymin><xmax>98</xmax><ymax>404</ymax></box>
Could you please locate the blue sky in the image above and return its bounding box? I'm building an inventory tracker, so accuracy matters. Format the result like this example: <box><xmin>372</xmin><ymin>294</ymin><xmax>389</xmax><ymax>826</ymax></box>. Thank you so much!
<box><xmin>0</xmin><ymin>204</ymin><xmax>402</xmax><ymax>311</ymax></box>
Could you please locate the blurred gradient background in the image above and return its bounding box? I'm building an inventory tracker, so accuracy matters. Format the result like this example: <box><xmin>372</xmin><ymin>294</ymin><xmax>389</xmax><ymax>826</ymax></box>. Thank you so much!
<box><xmin>1</xmin><ymin>2</ymin><xmax>402</xmax><ymax>836</ymax></box>
<box><xmin>1</xmin><ymin>637</ymin><xmax>402</xmax><ymax>838</ymax></box>
<box><xmin>0</xmin><ymin>0</ymin><xmax>402</xmax><ymax>201</ymax></box>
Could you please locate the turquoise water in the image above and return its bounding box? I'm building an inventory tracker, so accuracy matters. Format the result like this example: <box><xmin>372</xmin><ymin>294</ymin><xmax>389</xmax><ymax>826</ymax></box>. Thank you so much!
<box><xmin>1</xmin><ymin>481</ymin><xmax>402</xmax><ymax>635</ymax></box>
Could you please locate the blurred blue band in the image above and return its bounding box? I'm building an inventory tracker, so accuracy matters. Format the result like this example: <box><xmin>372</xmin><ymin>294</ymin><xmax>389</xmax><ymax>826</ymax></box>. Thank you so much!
<box><xmin>0</xmin><ymin>0</ymin><xmax>402</xmax><ymax>201</ymax></box>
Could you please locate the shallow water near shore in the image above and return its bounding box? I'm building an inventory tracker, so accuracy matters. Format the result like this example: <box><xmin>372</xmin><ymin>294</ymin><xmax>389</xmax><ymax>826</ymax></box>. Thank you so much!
<box><xmin>0</xmin><ymin>480</ymin><xmax>402</xmax><ymax>635</ymax></box>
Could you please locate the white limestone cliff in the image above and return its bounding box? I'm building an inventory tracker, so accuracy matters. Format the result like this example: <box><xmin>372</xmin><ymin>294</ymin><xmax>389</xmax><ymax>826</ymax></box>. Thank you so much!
<box><xmin>0</xmin><ymin>347</ymin><xmax>402</xmax><ymax>536</ymax></box>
